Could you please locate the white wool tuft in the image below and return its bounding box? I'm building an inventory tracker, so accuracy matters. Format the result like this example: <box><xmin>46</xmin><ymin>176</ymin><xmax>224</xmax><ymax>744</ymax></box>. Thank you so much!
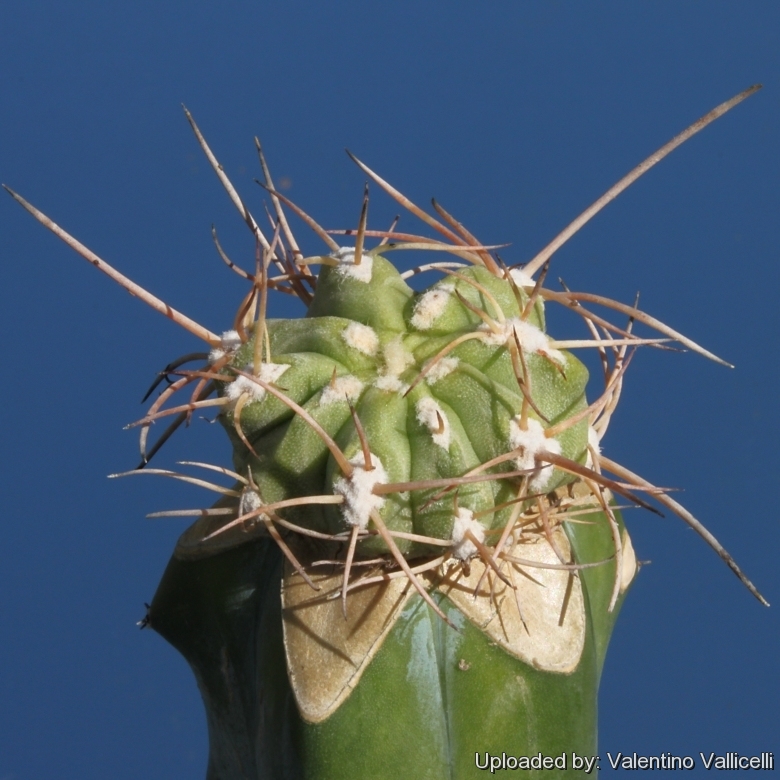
<box><xmin>374</xmin><ymin>373</ymin><xmax>409</xmax><ymax>394</ymax></box>
<box><xmin>585</xmin><ymin>425</ymin><xmax>601</xmax><ymax>469</ymax></box>
<box><xmin>373</xmin><ymin>337</ymin><xmax>415</xmax><ymax>395</ymax></box>
<box><xmin>226</xmin><ymin>362</ymin><xmax>289</xmax><ymax>404</ymax></box>
<box><xmin>587</xmin><ymin>425</ymin><xmax>601</xmax><ymax>453</ymax></box>
<box><xmin>331</xmin><ymin>247</ymin><xmax>374</xmax><ymax>283</ymax></box>
<box><xmin>342</xmin><ymin>322</ymin><xmax>380</xmax><ymax>356</ymax></box>
<box><xmin>479</xmin><ymin>318</ymin><xmax>564</xmax><ymax>364</ymax></box>
<box><xmin>210</xmin><ymin>329</ymin><xmax>242</xmax><ymax>362</ymax></box>
<box><xmin>425</xmin><ymin>356</ymin><xmax>459</xmax><ymax>384</ymax></box>
<box><xmin>333</xmin><ymin>452</ymin><xmax>387</xmax><ymax>530</ymax></box>
<box><xmin>382</xmin><ymin>337</ymin><xmax>416</xmax><ymax>376</ymax></box>
<box><xmin>509</xmin><ymin>268</ymin><xmax>535</xmax><ymax>288</ymax></box>
<box><xmin>508</xmin><ymin>416</ymin><xmax>561</xmax><ymax>492</ymax></box>
<box><xmin>450</xmin><ymin>508</ymin><xmax>485</xmax><ymax>561</ymax></box>
<box><xmin>319</xmin><ymin>375</ymin><xmax>364</xmax><ymax>407</ymax></box>
<box><xmin>415</xmin><ymin>397</ymin><xmax>451</xmax><ymax>450</ymax></box>
<box><xmin>239</xmin><ymin>488</ymin><xmax>264</xmax><ymax>518</ymax></box>
<box><xmin>410</xmin><ymin>284</ymin><xmax>454</xmax><ymax>330</ymax></box>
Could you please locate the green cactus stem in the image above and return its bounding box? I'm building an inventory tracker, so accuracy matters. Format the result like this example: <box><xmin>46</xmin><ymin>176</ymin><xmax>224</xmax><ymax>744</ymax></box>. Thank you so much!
<box><xmin>5</xmin><ymin>85</ymin><xmax>768</xmax><ymax>780</ymax></box>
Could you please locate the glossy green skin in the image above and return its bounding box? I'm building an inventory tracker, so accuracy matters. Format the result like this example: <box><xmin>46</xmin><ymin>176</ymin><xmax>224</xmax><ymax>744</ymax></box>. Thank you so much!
<box><xmin>218</xmin><ymin>256</ymin><xmax>589</xmax><ymax>557</ymax></box>
<box><xmin>150</xmin><ymin>500</ymin><xmax>627</xmax><ymax>780</ymax></box>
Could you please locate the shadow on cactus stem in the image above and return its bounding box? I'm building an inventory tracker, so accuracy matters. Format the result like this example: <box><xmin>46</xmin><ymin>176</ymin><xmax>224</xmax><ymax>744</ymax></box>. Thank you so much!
<box><xmin>4</xmin><ymin>84</ymin><xmax>768</xmax><ymax>780</ymax></box>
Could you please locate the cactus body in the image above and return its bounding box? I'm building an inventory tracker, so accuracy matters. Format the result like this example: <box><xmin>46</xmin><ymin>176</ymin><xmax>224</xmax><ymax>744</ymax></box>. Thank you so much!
<box><xmin>159</xmin><ymin>245</ymin><xmax>629</xmax><ymax>777</ymax></box>
<box><xmin>130</xmin><ymin>139</ymin><xmax>763</xmax><ymax>771</ymax></box>
<box><xmin>217</xmin><ymin>258</ymin><xmax>588</xmax><ymax>558</ymax></box>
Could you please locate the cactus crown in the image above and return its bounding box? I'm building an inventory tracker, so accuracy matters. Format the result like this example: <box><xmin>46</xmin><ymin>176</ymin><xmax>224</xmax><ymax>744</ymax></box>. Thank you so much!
<box><xmin>4</xmin><ymin>88</ymin><xmax>767</xmax><ymax>642</ymax></box>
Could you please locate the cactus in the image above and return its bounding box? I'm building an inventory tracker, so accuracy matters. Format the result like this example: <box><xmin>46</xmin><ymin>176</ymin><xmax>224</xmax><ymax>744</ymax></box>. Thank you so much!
<box><xmin>5</xmin><ymin>86</ymin><xmax>767</xmax><ymax>780</ymax></box>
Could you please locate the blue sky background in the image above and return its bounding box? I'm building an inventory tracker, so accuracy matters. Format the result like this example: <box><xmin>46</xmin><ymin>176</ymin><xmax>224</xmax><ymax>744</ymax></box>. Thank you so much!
<box><xmin>1</xmin><ymin>3</ymin><xmax>778</xmax><ymax>778</ymax></box>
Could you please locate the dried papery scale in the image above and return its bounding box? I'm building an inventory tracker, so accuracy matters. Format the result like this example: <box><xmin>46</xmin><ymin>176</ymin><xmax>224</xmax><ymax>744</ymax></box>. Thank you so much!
<box><xmin>4</xmin><ymin>85</ymin><xmax>768</xmax><ymax>780</ymax></box>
